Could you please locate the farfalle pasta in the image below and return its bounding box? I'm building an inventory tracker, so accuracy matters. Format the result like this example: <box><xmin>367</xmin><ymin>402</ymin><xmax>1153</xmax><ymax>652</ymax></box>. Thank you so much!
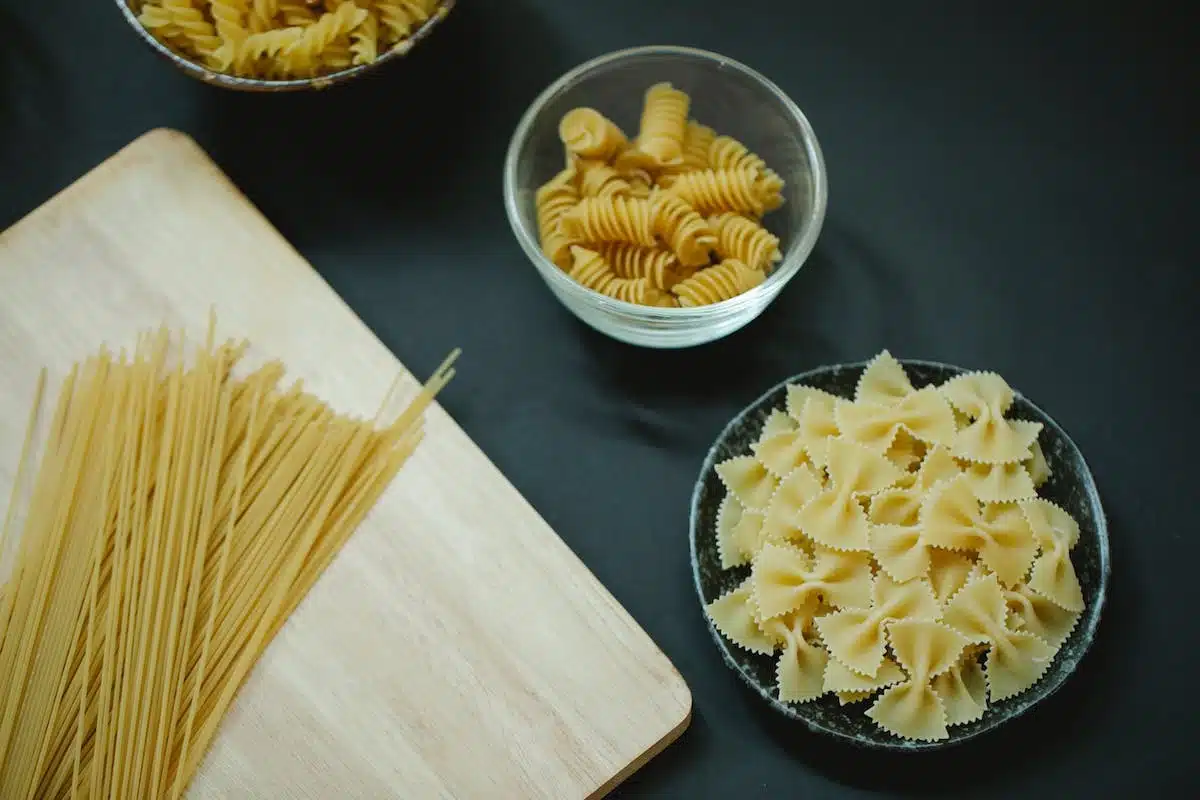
<box><xmin>702</xmin><ymin>351</ymin><xmax>1090</xmax><ymax>740</ymax></box>
<box><xmin>533</xmin><ymin>84</ymin><xmax>787</xmax><ymax>307</ymax></box>
<box><xmin>137</xmin><ymin>1</ymin><xmax>447</xmax><ymax>79</ymax></box>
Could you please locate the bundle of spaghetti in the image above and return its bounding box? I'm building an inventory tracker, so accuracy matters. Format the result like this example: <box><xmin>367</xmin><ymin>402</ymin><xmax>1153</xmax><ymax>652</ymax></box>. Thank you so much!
<box><xmin>0</xmin><ymin>318</ymin><xmax>458</xmax><ymax>799</ymax></box>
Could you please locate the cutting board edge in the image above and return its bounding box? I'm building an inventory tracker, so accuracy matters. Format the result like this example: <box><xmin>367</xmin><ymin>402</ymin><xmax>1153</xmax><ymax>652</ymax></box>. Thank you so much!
<box><xmin>588</xmin><ymin>701</ymin><xmax>692</xmax><ymax>799</ymax></box>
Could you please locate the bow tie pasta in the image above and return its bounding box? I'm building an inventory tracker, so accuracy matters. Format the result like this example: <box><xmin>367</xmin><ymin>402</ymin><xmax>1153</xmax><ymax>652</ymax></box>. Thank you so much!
<box><xmin>702</xmin><ymin>351</ymin><xmax>1089</xmax><ymax>741</ymax></box>
<box><xmin>534</xmin><ymin>84</ymin><xmax>786</xmax><ymax>308</ymax></box>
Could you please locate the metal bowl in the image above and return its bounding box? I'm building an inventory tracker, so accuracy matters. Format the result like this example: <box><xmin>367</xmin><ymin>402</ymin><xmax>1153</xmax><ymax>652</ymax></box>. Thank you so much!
<box><xmin>689</xmin><ymin>359</ymin><xmax>1110</xmax><ymax>751</ymax></box>
<box><xmin>114</xmin><ymin>1</ymin><xmax>456</xmax><ymax>92</ymax></box>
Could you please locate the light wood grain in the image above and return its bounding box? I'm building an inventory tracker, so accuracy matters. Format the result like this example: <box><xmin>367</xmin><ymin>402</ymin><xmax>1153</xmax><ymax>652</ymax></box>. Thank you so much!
<box><xmin>0</xmin><ymin>129</ymin><xmax>691</xmax><ymax>799</ymax></box>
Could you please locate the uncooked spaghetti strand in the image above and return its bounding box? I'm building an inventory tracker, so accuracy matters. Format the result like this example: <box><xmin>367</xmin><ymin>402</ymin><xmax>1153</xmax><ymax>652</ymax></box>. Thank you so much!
<box><xmin>72</xmin><ymin>358</ymin><xmax>130</xmax><ymax>796</ymax></box>
<box><xmin>171</xmin><ymin>377</ymin><xmax>260</xmax><ymax>800</ymax></box>
<box><xmin>185</xmin><ymin>419</ymin><xmax>354</xmax><ymax>734</ymax></box>
<box><xmin>122</xmin><ymin>351</ymin><xmax>185</xmax><ymax>800</ymax></box>
<box><xmin>112</xmin><ymin>328</ymin><xmax>171</xmax><ymax>800</ymax></box>
<box><xmin>184</xmin><ymin>419</ymin><xmax>369</xmax><ymax>780</ymax></box>
<box><xmin>1</xmin><ymin>355</ymin><xmax>109</xmax><ymax>797</ymax></box>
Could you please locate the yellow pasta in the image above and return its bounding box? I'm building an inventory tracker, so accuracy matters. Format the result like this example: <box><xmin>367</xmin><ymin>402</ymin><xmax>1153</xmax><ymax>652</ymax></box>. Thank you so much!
<box><xmin>559</xmin><ymin>108</ymin><xmax>628</xmax><ymax>162</ymax></box>
<box><xmin>558</xmin><ymin>196</ymin><xmax>656</xmax><ymax>247</ymax></box>
<box><xmin>638</xmin><ymin>82</ymin><xmax>689</xmax><ymax>165</ymax></box>
<box><xmin>534</xmin><ymin>83</ymin><xmax>788</xmax><ymax>307</ymax></box>
<box><xmin>577</xmin><ymin>161</ymin><xmax>634</xmax><ymax>198</ymax></box>
<box><xmin>702</xmin><ymin>353</ymin><xmax>1088</xmax><ymax>740</ymax></box>
<box><xmin>596</xmin><ymin>243</ymin><xmax>682</xmax><ymax>290</ymax></box>
<box><xmin>671</xmin><ymin>258</ymin><xmax>765</xmax><ymax>307</ymax></box>
<box><xmin>668</xmin><ymin>167</ymin><xmax>774</xmax><ymax>217</ymax></box>
<box><xmin>567</xmin><ymin>246</ymin><xmax>663</xmax><ymax>305</ymax></box>
<box><xmin>651</xmin><ymin>191</ymin><xmax>717</xmax><ymax>268</ymax></box>
<box><xmin>710</xmin><ymin>212</ymin><xmax>782</xmax><ymax>271</ymax></box>
<box><xmin>137</xmin><ymin>1</ymin><xmax>447</xmax><ymax>79</ymax></box>
<box><xmin>0</xmin><ymin>318</ymin><xmax>458</xmax><ymax>798</ymax></box>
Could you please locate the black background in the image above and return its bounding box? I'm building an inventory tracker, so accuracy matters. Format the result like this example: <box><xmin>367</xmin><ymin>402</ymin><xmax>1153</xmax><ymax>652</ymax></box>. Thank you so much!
<box><xmin>2</xmin><ymin>1</ymin><xmax>1197</xmax><ymax>797</ymax></box>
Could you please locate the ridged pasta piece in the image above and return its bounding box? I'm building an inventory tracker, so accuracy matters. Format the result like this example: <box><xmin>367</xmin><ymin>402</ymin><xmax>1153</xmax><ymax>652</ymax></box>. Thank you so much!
<box><xmin>940</xmin><ymin>372</ymin><xmax>1043</xmax><ymax>464</ymax></box>
<box><xmin>612</xmin><ymin>142</ymin><xmax>661</xmax><ymax>174</ymax></box>
<box><xmin>378</xmin><ymin>0</ymin><xmax>431</xmax><ymax>46</ymax></box>
<box><xmin>930</xmin><ymin>650</ymin><xmax>989</xmax><ymax>727</ymax></box>
<box><xmin>139</xmin><ymin>3</ymin><xmax>194</xmax><ymax>53</ymax></box>
<box><xmin>281</xmin><ymin>3</ymin><xmax>367</xmax><ymax>74</ymax></box>
<box><xmin>651</xmin><ymin>192</ymin><xmax>717</xmax><ymax>268</ymax></box>
<box><xmin>321</xmin><ymin>37</ymin><xmax>354</xmax><ymax>71</ymax></box>
<box><xmin>237</xmin><ymin>26</ymin><xmax>304</xmax><ymax>72</ymax></box>
<box><xmin>541</xmin><ymin>231</ymin><xmax>575</xmax><ymax>271</ymax></box>
<box><xmin>162</xmin><ymin>0</ymin><xmax>223</xmax><ymax>63</ymax></box>
<box><xmin>762</xmin><ymin>464</ymin><xmax>823</xmax><ymax>542</ymax></box>
<box><xmin>596</xmin><ymin>243</ymin><xmax>682</xmax><ymax>290</ymax></box>
<box><xmin>535</xmin><ymin>166</ymin><xmax>579</xmax><ymax>242</ymax></box>
<box><xmin>638</xmin><ymin>82</ymin><xmax>689</xmax><ymax>165</ymax></box>
<box><xmin>577</xmin><ymin>161</ymin><xmax>633</xmax><ymax>198</ymax></box>
<box><xmin>797</xmin><ymin>436</ymin><xmax>904</xmax><ymax>552</ymax></box>
<box><xmin>210</xmin><ymin>0</ymin><xmax>250</xmax><ymax>69</ymax></box>
<box><xmin>666</xmin><ymin>167</ymin><xmax>770</xmax><ymax>216</ymax></box>
<box><xmin>249</xmin><ymin>0</ymin><xmax>277</xmax><ymax>32</ymax></box>
<box><xmin>708</xmin><ymin>134</ymin><xmax>768</xmax><ymax>174</ymax></box>
<box><xmin>751</xmin><ymin>543</ymin><xmax>874</xmax><ymax>619</ymax></box>
<box><xmin>559</xmin><ymin>108</ymin><xmax>628</xmax><ymax>162</ymax></box>
<box><xmin>682</xmin><ymin>120</ymin><xmax>717</xmax><ymax>170</ymax></box>
<box><xmin>705</xmin><ymin>577</ymin><xmax>779</xmax><ymax>655</ymax></box>
<box><xmin>835</xmin><ymin>387</ymin><xmax>958</xmax><ymax>453</ymax></box>
<box><xmin>709</xmin><ymin>212</ymin><xmax>781</xmax><ymax>271</ymax></box>
<box><xmin>567</xmin><ymin>246</ymin><xmax>663</xmax><ymax>305</ymax></box>
<box><xmin>762</xmin><ymin>609</ymin><xmax>829</xmax><ymax>703</ymax></box>
<box><xmin>715</xmin><ymin>454</ymin><xmax>778</xmax><ymax>510</ymax></box>
<box><xmin>558</xmin><ymin>196</ymin><xmax>656</xmax><ymax>247</ymax></box>
<box><xmin>671</xmin><ymin>258</ymin><xmax>764</xmax><ymax>307</ymax></box>
<box><xmin>278</xmin><ymin>0</ymin><xmax>318</xmax><ymax>26</ymax></box>
<box><xmin>350</xmin><ymin>10</ymin><xmax>380</xmax><ymax>65</ymax></box>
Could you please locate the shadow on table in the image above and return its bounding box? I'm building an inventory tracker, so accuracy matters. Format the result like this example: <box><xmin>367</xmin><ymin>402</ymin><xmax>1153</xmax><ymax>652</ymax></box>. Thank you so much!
<box><xmin>191</xmin><ymin>0</ymin><xmax>576</xmax><ymax>250</ymax></box>
<box><xmin>742</xmin><ymin>500</ymin><xmax>1132</xmax><ymax>794</ymax></box>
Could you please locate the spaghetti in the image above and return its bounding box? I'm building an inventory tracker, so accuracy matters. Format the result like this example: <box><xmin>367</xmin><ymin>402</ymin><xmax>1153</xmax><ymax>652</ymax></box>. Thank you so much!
<box><xmin>0</xmin><ymin>319</ymin><xmax>458</xmax><ymax>798</ymax></box>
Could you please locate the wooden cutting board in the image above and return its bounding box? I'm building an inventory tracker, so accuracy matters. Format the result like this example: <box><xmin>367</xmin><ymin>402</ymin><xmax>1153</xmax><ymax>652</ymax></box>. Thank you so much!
<box><xmin>0</xmin><ymin>129</ymin><xmax>691</xmax><ymax>799</ymax></box>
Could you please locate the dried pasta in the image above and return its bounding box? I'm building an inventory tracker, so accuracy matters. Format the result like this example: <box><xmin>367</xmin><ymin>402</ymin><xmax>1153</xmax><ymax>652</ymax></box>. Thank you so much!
<box><xmin>136</xmin><ymin>1</ymin><xmax>449</xmax><ymax>79</ymax></box>
<box><xmin>0</xmin><ymin>317</ymin><xmax>458</xmax><ymax>797</ymax></box>
<box><xmin>567</xmin><ymin>246</ymin><xmax>665</xmax><ymax>305</ymax></box>
<box><xmin>702</xmin><ymin>352</ymin><xmax>1088</xmax><ymax>740</ymax></box>
<box><xmin>533</xmin><ymin>84</ymin><xmax>787</xmax><ymax>307</ymax></box>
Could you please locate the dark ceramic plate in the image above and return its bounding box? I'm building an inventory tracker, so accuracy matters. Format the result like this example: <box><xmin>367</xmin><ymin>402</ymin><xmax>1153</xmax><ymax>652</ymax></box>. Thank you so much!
<box><xmin>689</xmin><ymin>359</ymin><xmax>1110</xmax><ymax>751</ymax></box>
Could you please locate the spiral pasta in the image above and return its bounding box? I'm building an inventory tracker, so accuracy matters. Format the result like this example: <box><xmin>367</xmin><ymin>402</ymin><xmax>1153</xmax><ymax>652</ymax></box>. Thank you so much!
<box><xmin>578</xmin><ymin>162</ymin><xmax>634</xmax><ymax>198</ymax></box>
<box><xmin>597</xmin><ymin>243</ymin><xmax>683</xmax><ymax>290</ymax></box>
<box><xmin>560</xmin><ymin>108</ymin><xmax>628</xmax><ymax>162</ymax></box>
<box><xmin>568</xmin><ymin>247</ymin><xmax>665</xmax><ymax>305</ymax></box>
<box><xmin>160</xmin><ymin>0</ymin><xmax>222</xmax><ymax>64</ymax></box>
<box><xmin>710</xmin><ymin>212</ymin><xmax>782</xmax><ymax>271</ymax></box>
<box><xmin>672</xmin><ymin>259</ymin><xmax>765</xmax><ymax>307</ymax></box>
<box><xmin>559</xmin><ymin>197</ymin><xmax>656</xmax><ymax>247</ymax></box>
<box><xmin>652</xmin><ymin>191</ymin><xmax>717</xmax><ymax>268</ymax></box>
<box><xmin>534</xmin><ymin>82</ymin><xmax>788</xmax><ymax>308</ymax></box>
<box><xmin>638</xmin><ymin>82</ymin><xmax>689</xmax><ymax>165</ymax></box>
<box><xmin>137</xmin><ymin>1</ymin><xmax>448</xmax><ymax>79</ymax></box>
<box><xmin>669</xmin><ymin>167</ymin><xmax>781</xmax><ymax>217</ymax></box>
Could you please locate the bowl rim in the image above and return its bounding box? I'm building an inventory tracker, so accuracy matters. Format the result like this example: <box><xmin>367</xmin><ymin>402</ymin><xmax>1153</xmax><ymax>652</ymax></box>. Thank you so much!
<box><xmin>688</xmin><ymin>358</ymin><xmax>1111</xmax><ymax>751</ymax></box>
<box><xmin>502</xmin><ymin>44</ymin><xmax>829</xmax><ymax>319</ymax></box>
<box><xmin>113</xmin><ymin>0</ymin><xmax>456</xmax><ymax>92</ymax></box>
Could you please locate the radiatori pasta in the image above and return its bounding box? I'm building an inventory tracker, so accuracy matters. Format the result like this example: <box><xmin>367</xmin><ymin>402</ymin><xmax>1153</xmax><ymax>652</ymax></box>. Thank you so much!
<box><xmin>704</xmin><ymin>352</ymin><xmax>1086</xmax><ymax>742</ymax></box>
<box><xmin>533</xmin><ymin>82</ymin><xmax>787</xmax><ymax>307</ymax></box>
<box><xmin>136</xmin><ymin>0</ymin><xmax>447</xmax><ymax>80</ymax></box>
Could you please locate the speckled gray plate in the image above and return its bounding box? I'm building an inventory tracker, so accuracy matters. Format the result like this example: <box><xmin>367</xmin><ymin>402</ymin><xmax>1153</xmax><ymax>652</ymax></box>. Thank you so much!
<box><xmin>689</xmin><ymin>359</ymin><xmax>1110</xmax><ymax>751</ymax></box>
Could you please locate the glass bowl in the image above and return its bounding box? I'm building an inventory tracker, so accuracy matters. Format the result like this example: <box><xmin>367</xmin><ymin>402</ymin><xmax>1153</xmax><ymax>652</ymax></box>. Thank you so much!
<box><xmin>503</xmin><ymin>45</ymin><xmax>828</xmax><ymax>348</ymax></box>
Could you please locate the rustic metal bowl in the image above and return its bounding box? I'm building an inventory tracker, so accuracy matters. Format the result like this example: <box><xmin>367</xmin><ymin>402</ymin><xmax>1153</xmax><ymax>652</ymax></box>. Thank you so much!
<box><xmin>689</xmin><ymin>359</ymin><xmax>1110</xmax><ymax>751</ymax></box>
<box><xmin>115</xmin><ymin>1</ymin><xmax>456</xmax><ymax>92</ymax></box>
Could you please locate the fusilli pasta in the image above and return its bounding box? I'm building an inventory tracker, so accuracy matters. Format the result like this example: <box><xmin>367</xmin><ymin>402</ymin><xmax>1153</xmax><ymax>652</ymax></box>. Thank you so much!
<box><xmin>710</xmin><ymin>212</ymin><xmax>782</xmax><ymax>271</ymax></box>
<box><xmin>534</xmin><ymin>82</ymin><xmax>788</xmax><ymax>308</ymax></box>
<box><xmin>137</xmin><ymin>1</ymin><xmax>446</xmax><ymax>79</ymax></box>
<box><xmin>638</xmin><ymin>82</ymin><xmax>689</xmax><ymax>165</ymax></box>
<box><xmin>672</xmin><ymin>259</ymin><xmax>764</xmax><ymax>307</ymax></box>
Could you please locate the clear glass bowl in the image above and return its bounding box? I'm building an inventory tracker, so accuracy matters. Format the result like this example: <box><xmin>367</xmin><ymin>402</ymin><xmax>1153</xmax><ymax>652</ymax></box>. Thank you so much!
<box><xmin>503</xmin><ymin>45</ymin><xmax>828</xmax><ymax>349</ymax></box>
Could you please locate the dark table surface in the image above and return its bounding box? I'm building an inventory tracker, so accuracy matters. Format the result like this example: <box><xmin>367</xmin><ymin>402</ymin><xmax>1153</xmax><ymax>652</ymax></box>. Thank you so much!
<box><xmin>2</xmin><ymin>1</ymin><xmax>1197</xmax><ymax>797</ymax></box>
